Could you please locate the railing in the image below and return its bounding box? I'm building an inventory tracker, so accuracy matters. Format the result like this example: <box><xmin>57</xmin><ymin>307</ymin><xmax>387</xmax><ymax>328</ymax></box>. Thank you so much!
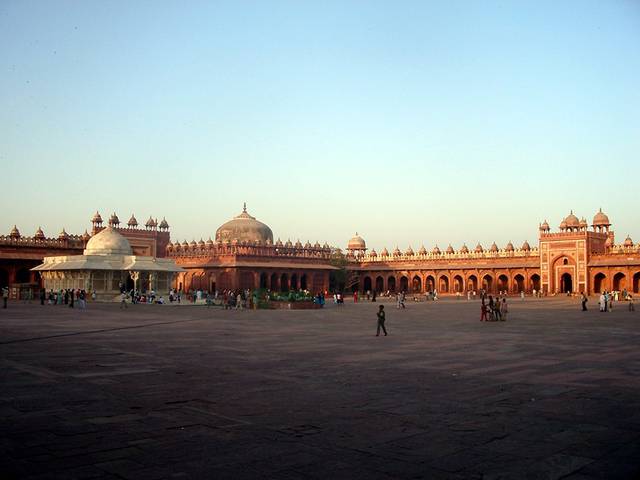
<box><xmin>351</xmin><ymin>248</ymin><xmax>540</xmax><ymax>263</ymax></box>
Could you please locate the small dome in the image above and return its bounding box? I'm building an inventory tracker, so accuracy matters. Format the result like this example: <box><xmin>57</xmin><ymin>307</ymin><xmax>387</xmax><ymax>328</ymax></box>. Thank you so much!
<box><xmin>9</xmin><ymin>225</ymin><xmax>20</xmax><ymax>238</ymax></box>
<box><xmin>432</xmin><ymin>245</ymin><xmax>441</xmax><ymax>255</ymax></box>
<box><xmin>564</xmin><ymin>211</ymin><xmax>580</xmax><ymax>228</ymax></box>
<box><xmin>380</xmin><ymin>247</ymin><xmax>389</xmax><ymax>257</ymax></box>
<box><xmin>295</xmin><ymin>239</ymin><xmax>303</xmax><ymax>248</ymax></box>
<box><xmin>159</xmin><ymin>217</ymin><xmax>169</xmax><ymax>229</ymax></box>
<box><xmin>593</xmin><ymin>208</ymin><xmax>610</xmax><ymax>226</ymax></box>
<box><xmin>348</xmin><ymin>233</ymin><xmax>366</xmax><ymax>250</ymax></box>
<box><xmin>58</xmin><ymin>228</ymin><xmax>69</xmax><ymax>240</ymax></box>
<box><xmin>127</xmin><ymin>214</ymin><xmax>138</xmax><ymax>227</ymax></box>
<box><xmin>198</xmin><ymin>239</ymin><xmax>205</xmax><ymax>246</ymax></box>
<box><xmin>275</xmin><ymin>238</ymin><xmax>283</xmax><ymax>247</ymax></box>
<box><xmin>605</xmin><ymin>235</ymin><xmax>613</xmax><ymax>247</ymax></box>
<box><xmin>34</xmin><ymin>227</ymin><xmax>45</xmax><ymax>240</ymax></box>
<box><xmin>540</xmin><ymin>220</ymin><xmax>550</xmax><ymax>231</ymax></box>
<box><xmin>405</xmin><ymin>246</ymin><xmax>414</xmax><ymax>256</ymax></box>
<box><xmin>84</xmin><ymin>227</ymin><xmax>132</xmax><ymax>255</ymax></box>
<box><xmin>446</xmin><ymin>244</ymin><xmax>454</xmax><ymax>254</ymax></box>
<box><xmin>108</xmin><ymin>213</ymin><xmax>120</xmax><ymax>226</ymax></box>
<box><xmin>216</xmin><ymin>204</ymin><xmax>273</xmax><ymax>244</ymax></box>
<box><xmin>460</xmin><ymin>244</ymin><xmax>469</xmax><ymax>253</ymax></box>
<box><xmin>490</xmin><ymin>242</ymin><xmax>499</xmax><ymax>252</ymax></box>
<box><xmin>206</xmin><ymin>237</ymin><xmax>214</xmax><ymax>246</ymax></box>
<box><xmin>370</xmin><ymin>248</ymin><xmax>377</xmax><ymax>257</ymax></box>
<box><xmin>393</xmin><ymin>246</ymin><xmax>401</xmax><ymax>256</ymax></box>
<box><xmin>418</xmin><ymin>245</ymin><xmax>427</xmax><ymax>255</ymax></box>
<box><xmin>145</xmin><ymin>216</ymin><xmax>155</xmax><ymax>228</ymax></box>
<box><xmin>559</xmin><ymin>220</ymin><xmax>568</xmax><ymax>230</ymax></box>
<box><xmin>181</xmin><ymin>240</ymin><xmax>189</xmax><ymax>247</ymax></box>
<box><xmin>624</xmin><ymin>235</ymin><xmax>633</xmax><ymax>247</ymax></box>
<box><xmin>322</xmin><ymin>242</ymin><xmax>330</xmax><ymax>249</ymax></box>
<box><xmin>579</xmin><ymin>217</ymin><xmax>588</xmax><ymax>228</ymax></box>
<box><xmin>190</xmin><ymin>240</ymin><xmax>197</xmax><ymax>247</ymax></box>
<box><xmin>521</xmin><ymin>240</ymin><xmax>531</xmax><ymax>251</ymax></box>
<box><xmin>474</xmin><ymin>243</ymin><xmax>483</xmax><ymax>253</ymax></box>
<box><xmin>314</xmin><ymin>241</ymin><xmax>321</xmax><ymax>248</ymax></box>
<box><xmin>285</xmin><ymin>239</ymin><xmax>293</xmax><ymax>248</ymax></box>
<box><xmin>304</xmin><ymin>240</ymin><xmax>311</xmax><ymax>248</ymax></box>
<box><xmin>92</xmin><ymin>211</ymin><xmax>103</xmax><ymax>223</ymax></box>
<box><xmin>505</xmin><ymin>241</ymin><xmax>514</xmax><ymax>252</ymax></box>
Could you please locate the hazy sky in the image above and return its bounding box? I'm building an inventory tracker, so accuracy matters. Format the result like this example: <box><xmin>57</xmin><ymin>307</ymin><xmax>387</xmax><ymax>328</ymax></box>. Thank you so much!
<box><xmin>1</xmin><ymin>1</ymin><xmax>639</xmax><ymax>251</ymax></box>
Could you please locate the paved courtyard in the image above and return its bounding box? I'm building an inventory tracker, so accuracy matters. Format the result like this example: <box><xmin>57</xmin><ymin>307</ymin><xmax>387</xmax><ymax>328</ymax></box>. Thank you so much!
<box><xmin>1</xmin><ymin>297</ymin><xmax>639</xmax><ymax>479</ymax></box>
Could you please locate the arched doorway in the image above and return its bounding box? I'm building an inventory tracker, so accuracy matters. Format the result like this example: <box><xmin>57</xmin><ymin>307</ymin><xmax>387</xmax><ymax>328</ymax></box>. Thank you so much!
<box><xmin>400</xmin><ymin>276</ymin><xmax>409</xmax><ymax>292</ymax></box>
<box><xmin>15</xmin><ymin>267</ymin><xmax>31</xmax><ymax>283</ymax></box>
<box><xmin>290</xmin><ymin>274</ymin><xmax>298</xmax><ymax>291</ymax></box>
<box><xmin>363</xmin><ymin>276</ymin><xmax>372</xmax><ymax>293</ymax></box>
<box><xmin>467</xmin><ymin>275</ymin><xmax>478</xmax><ymax>292</ymax></box>
<box><xmin>613</xmin><ymin>272</ymin><xmax>626</xmax><ymax>291</ymax></box>
<box><xmin>513</xmin><ymin>274</ymin><xmax>525</xmax><ymax>293</ymax></box>
<box><xmin>412</xmin><ymin>275</ymin><xmax>422</xmax><ymax>293</ymax></box>
<box><xmin>482</xmin><ymin>274</ymin><xmax>493</xmax><ymax>293</ymax></box>
<box><xmin>0</xmin><ymin>269</ymin><xmax>9</xmax><ymax>288</ymax></box>
<box><xmin>280</xmin><ymin>273</ymin><xmax>289</xmax><ymax>291</ymax></box>
<box><xmin>439</xmin><ymin>275</ymin><xmax>449</xmax><ymax>293</ymax></box>
<box><xmin>260</xmin><ymin>273</ymin><xmax>268</xmax><ymax>289</ymax></box>
<box><xmin>375</xmin><ymin>276</ymin><xmax>384</xmax><ymax>293</ymax></box>
<box><xmin>634</xmin><ymin>272</ymin><xmax>640</xmax><ymax>293</ymax></box>
<box><xmin>497</xmin><ymin>274</ymin><xmax>509</xmax><ymax>293</ymax></box>
<box><xmin>593</xmin><ymin>273</ymin><xmax>606</xmax><ymax>293</ymax></box>
<box><xmin>530</xmin><ymin>274</ymin><xmax>540</xmax><ymax>292</ymax></box>
<box><xmin>387</xmin><ymin>276</ymin><xmax>396</xmax><ymax>292</ymax></box>
<box><xmin>425</xmin><ymin>275</ymin><xmax>435</xmax><ymax>292</ymax></box>
<box><xmin>270</xmin><ymin>273</ymin><xmax>278</xmax><ymax>290</ymax></box>
<box><xmin>560</xmin><ymin>273</ymin><xmax>573</xmax><ymax>294</ymax></box>
<box><xmin>300</xmin><ymin>274</ymin><xmax>308</xmax><ymax>291</ymax></box>
<box><xmin>453</xmin><ymin>275</ymin><xmax>464</xmax><ymax>293</ymax></box>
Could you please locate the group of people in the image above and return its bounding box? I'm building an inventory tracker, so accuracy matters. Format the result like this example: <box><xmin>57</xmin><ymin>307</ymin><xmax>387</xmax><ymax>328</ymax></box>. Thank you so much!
<box><xmin>592</xmin><ymin>290</ymin><xmax>635</xmax><ymax>312</ymax></box>
<box><xmin>40</xmin><ymin>288</ymin><xmax>90</xmax><ymax>308</ymax></box>
<box><xmin>480</xmin><ymin>294</ymin><xmax>508</xmax><ymax>321</ymax></box>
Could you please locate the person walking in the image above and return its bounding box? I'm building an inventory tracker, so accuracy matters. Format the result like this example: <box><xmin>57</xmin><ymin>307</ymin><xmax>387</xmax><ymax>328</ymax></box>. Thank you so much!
<box><xmin>599</xmin><ymin>293</ymin><xmax>606</xmax><ymax>312</ymax></box>
<box><xmin>480</xmin><ymin>300</ymin><xmax>488</xmax><ymax>321</ymax></box>
<box><xmin>629</xmin><ymin>294</ymin><xmax>635</xmax><ymax>312</ymax></box>
<box><xmin>39</xmin><ymin>288</ymin><xmax>45</xmax><ymax>306</ymax></box>
<box><xmin>581</xmin><ymin>292</ymin><xmax>588</xmax><ymax>311</ymax></box>
<box><xmin>501</xmin><ymin>298</ymin><xmax>508</xmax><ymax>321</ymax></box>
<box><xmin>494</xmin><ymin>297</ymin><xmax>502</xmax><ymax>321</ymax></box>
<box><xmin>119</xmin><ymin>291</ymin><xmax>128</xmax><ymax>309</ymax></box>
<box><xmin>376</xmin><ymin>305</ymin><xmax>388</xmax><ymax>336</ymax></box>
<box><xmin>2</xmin><ymin>286</ymin><xmax>8</xmax><ymax>309</ymax></box>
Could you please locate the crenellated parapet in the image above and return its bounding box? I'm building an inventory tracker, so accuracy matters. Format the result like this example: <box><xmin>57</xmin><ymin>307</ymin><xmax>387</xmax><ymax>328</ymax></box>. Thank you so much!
<box><xmin>0</xmin><ymin>225</ymin><xmax>85</xmax><ymax>249</ymax></box>
<box><xmin>351</xmin><ymin>246</ymin><xmax>539</xmax><ymax>264</ymax></box>
<box><xmin>167</xmin><ymin>239</ymin><xmax>333</xmax><ymax>260</ymax></box>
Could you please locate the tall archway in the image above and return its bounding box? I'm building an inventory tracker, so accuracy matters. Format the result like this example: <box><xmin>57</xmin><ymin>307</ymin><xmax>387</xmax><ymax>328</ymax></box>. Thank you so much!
<box><xmin>425</xmin><ymin>275</ymin><xmax>435</xmax><ymax>292</ymax></box>
<box><xmin>280</xmin><ymin>273</ymin><xmax>289</xmax><ymax>292</ymax></box>
<box><xmin>593</xmin><ymin>273</ymin><xmax>606</xmax><ymax>293</ymax></box>
<box><xmin>453</xmin><ymin>275</ymin><xmax>464</xmax><ymax>293</ymax></box>
<box><xmin>467</xmin><ymin>275</ymin><xmax>478</xmax><ymax>292</ymax></box>
<box><xmin>412</xmin><ymin>275</ymin><xmax>422</xmax><ymax>293</ymax></box>
<box><xmin>400</xmin><ymin>276</ymin><xmax>409</xmax><ymax>292</ymax></box>
<box><xmin>560</xmin><ymin>273</ymin><xmax>573</xmax><ymax>294</ymax></box>
<box><xmin>634</xmin><ymin>272</ymin><xmax>640</xmax><ymax>293</ymax></box>
<box><xmin>0</xmin><ymin>269</ymin><xmax>8</xmax><ymax>288</ymax></box>
<box><xmin>290</xmin><ymin>274</ymin><xmax>298</xmax><ymax>291</ymax></box>
<box><xmin>387</xmin><ymin>276</ymin><xmax>396</xmax><ymax>292</ymax></box>
<box><xmin>375</xmin><ymin>276</ymin><xmax>384</xmax><ymax>293</ymax></box>
<box><xmin>513</xmin><ymin>274</ymin><xmax>525</xmax><ymax>293</ymax></box>
<box><xmin>530</xmin><ymin>274</ymin><xmax>540</xmax><ymax>292</ymax></box>
<box><xmin>300</xmin><ymin>274</ymin><xmax>308</xmax><ymax>291</ymax></box>
<box><xmin>270</xmin><ymin>273</ymin><xmax>278</xmax><ymax>290</ymax></box>
<box><xmin>260</xmin><ymin>273</ymin><xmax>268</xmax><ymax>289</ymax></box>
<box><xmin>363</xmin><ymin>276</ymin><xmax>372</xmax><ymax>293</ymax></box>
<box><xmin>439</xmin><ymin>275</ymin><xmax>449</xmax><ymax>293</ymax></box>
<box><xmin>482</xmin><ymin>274</ymin><xmax>493</xmax><ymax>293</ymax></box>
<box><xmin>497</xmin><ymin>274</ymin><xmax>509</xmax><ymax>293</ymax></box>
<box><xmin>613</xmin><ymin>272</ymin><xmax>626</xmax><ymax>291</ymax></box>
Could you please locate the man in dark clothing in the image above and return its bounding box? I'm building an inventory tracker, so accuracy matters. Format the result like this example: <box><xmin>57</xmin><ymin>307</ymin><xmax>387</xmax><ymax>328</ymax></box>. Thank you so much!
<box><xmin>581</xmin><ymin>292</ymin><xmax>588</xmax><ymax>311</ymax></box>
<box><xmin>376</xmin><ymin>305</ymin><xmax>388</xmax><ymax>336</ymax></box>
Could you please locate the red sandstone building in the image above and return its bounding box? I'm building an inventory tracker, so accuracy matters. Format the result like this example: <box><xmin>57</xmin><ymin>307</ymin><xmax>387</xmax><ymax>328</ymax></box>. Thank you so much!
<box><xmin>1</xmin><ymin>207</ymin><xmax>639</xmax><ymax>298</ymax></box>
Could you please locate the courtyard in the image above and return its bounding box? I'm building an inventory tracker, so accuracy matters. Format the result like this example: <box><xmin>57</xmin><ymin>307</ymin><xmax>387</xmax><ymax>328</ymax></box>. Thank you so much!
<box><xmin>1</xmin><ymin>297</ymin><xmax>639</xmax><ymax>479</ymax></box>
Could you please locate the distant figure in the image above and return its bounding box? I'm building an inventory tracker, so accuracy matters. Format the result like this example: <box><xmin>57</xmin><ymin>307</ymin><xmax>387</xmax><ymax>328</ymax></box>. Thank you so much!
<box><xmin>581</xmin><ymin>292</ymin><xmax>588</xmax><ymax>311</ymax></box>
<box><xmin>376</xmin><ymin>305</ymin><xmax>388</xmax><ymax>336</ymax></box>
<box><xmin>629</xmin><ymin>295</ymin><xmax>635</xmax><ymax>312</ymax></box>
<box><xmin>40</xmin><ymin>288</ymin><xmax>45</xmax><ymax>306</ymax></box>
<box><xmin>372</xmin><ymin>290</ymin><xmax>376</xmax><ymax>302</ymax></box>
<box><xmin>120</xmin><ymin>292</ymin><xmax>127</xmax><ymax>309</ymax></box>
<box><xmin>501</xmin><ymin>298</ymin><xmax>508</xmax><ymax>321</ymax></box>
<box><xmin>480</xmin><ymin>300</ymin><xmax>488</xmax><ymax>322</ymax></box>
<box><xmin>2</xmin><ymin>286</ymin><xmax>8</xmax><ymax>309</ymax></box>
<box><xmin>353</xmin><ymin>291</ymin><xmax>358</xmax><ymax>303</ymax></box>
<box><xmin>520</xmin><ymin>291</ymin><xmax>525</xmax><ymax>301</ymax></box>
<box><xmin>599</xmin><ymin>293</ymin><xmax>606</xmax><ymax>312</ymax></box>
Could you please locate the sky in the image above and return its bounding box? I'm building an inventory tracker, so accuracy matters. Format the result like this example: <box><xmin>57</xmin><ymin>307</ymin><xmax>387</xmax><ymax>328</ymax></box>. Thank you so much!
<box><xmin>1</xmin><ymin>0</ymin><xmax>639</xmax><ymax>251</ymax></box>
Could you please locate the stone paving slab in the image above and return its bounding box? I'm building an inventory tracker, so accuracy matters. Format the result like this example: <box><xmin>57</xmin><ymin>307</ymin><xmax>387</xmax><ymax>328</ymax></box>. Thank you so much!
<box><xmin>1</xmin><ymin>297</ymin><xmax>639</xmax><ymax>479</ymax></box>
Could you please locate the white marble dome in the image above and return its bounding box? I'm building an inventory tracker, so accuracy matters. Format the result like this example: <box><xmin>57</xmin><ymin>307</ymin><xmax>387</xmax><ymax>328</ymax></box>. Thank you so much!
<box><xmin>83</xmin><ymin>227</ymin><xmax>133</xmax><ymax>256</ymax></box>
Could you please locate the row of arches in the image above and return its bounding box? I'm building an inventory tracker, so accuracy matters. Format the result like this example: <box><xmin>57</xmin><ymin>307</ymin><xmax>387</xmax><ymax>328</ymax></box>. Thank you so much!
<box><xmin>592</xmin><ymin>271</ymin><xmax>640</xmax><ymax>293</ymax></box>
<box><xmin>0</xmin><ymin>267</ymin><xmax>35</xmax><ymax>286</ymax></box>
<box><xmin>358</xmin><ymin>272</ymin><xmax>541</xmax><ymax>294</ymax></box>
<box><xmin>178</xmin><ymin>269</ymin><xmax>327</xmax><ymax>293</ymax></box>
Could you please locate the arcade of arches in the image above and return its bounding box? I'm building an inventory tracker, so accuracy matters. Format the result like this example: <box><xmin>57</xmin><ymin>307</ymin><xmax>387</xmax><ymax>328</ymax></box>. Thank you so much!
<box><xmin>353</xmin><ymin>270</ymin><xmax>542</xmax><ymax>295</ymax></box>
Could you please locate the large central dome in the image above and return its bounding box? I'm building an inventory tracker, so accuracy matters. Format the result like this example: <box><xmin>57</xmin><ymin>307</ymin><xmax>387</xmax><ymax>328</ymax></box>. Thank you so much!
<box><xmin>83</xmin><ymin>226</ymin><xmax>133</xmax><ymax>256</ymax></box>
<box><xmin>215</xmin><ymin>204</ymin><xmax>274</xmax><ymax>244</ymax></box>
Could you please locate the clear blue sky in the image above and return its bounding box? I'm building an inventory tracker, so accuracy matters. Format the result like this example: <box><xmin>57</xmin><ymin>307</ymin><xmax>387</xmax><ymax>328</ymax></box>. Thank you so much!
<box><xmin>1</xmin><ymin>1</ymin><xmax>639</xmax><ymax>251</ymax></box>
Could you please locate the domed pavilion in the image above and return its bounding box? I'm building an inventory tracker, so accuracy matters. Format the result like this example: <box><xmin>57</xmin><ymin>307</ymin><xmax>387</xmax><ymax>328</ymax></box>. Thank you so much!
<box><xmin>32</xmin><ymin>227</ymin><xmax>183</xmax><ymax>300</ymax></box>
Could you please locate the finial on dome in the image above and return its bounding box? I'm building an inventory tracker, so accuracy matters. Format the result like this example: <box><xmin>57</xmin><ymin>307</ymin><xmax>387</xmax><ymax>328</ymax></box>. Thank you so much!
<box><xmin>243</xmin><ymin>202</ymin><xmax>247</xmax><ymax>213</ymax></box>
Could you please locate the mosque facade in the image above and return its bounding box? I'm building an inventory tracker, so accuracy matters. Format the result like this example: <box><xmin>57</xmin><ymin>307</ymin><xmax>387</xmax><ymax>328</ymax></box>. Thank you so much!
<box><xmin>1</xmin><ymin>207</ymin><xmax>639</xmax><ymax>298</ymax></box>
